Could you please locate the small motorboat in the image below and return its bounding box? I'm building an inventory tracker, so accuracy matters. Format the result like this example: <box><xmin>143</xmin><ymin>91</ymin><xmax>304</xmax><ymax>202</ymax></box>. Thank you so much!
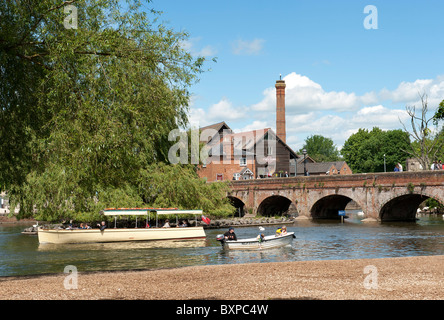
<box><xmin>216</xmin><ymin>232</ymin><xmax>295</xmax><ymax>250</ymax></box>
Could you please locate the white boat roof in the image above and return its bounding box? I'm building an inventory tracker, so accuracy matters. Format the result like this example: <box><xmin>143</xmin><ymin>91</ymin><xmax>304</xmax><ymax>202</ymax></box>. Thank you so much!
<box><xmin>102</xmin><ymin>208</ymin><xmax>203</xmax><ymax>216</ymax></box>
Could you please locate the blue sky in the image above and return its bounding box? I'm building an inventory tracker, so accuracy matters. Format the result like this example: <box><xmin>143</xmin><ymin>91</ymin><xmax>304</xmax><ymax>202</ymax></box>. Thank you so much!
<box><xmin>151</xmin><ymin>0</ymin><xmax>444</xmax><ymax>151</ymax></box>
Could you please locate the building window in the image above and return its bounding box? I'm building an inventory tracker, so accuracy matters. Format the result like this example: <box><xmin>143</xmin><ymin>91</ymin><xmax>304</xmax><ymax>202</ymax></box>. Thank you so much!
<box><xmin>216</xmin><ymin>174</ymin><xmax>223</xmax><ymax>181</ymax></box>
<box><xmin>267</xmin><ymin>146</ymin><xmax>273</xmax><ymax>156</ymax></box>
<box><xmin>240</xmin><ymin>157</ymin><xmax>247</xmax><ymax>166</ymax></box>
<box><xmin>233</xmin><ymin>173</ymin><xmax>240</xmax><ymax>180</ymax></box>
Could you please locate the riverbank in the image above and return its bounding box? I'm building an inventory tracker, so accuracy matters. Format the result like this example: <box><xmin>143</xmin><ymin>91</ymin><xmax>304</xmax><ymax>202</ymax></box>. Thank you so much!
<box><xmin>1</xmin><ymin>255</ymin><xmax>443</xmax><ymax>300</ymax></box>
<box><xmin>0</xmin><ymin>215</ymin><xmax>36</xmax><ymax>224</ymax></box>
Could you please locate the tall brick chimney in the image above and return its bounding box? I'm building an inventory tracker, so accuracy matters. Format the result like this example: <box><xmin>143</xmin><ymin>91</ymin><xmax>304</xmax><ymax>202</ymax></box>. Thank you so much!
<box><xmin>275</xmin><ymin>78</ymin><xmax>286</xmax><ymax>143</ymax></box>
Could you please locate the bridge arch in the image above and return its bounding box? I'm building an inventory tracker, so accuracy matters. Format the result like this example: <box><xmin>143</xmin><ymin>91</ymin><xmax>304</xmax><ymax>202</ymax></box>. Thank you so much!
<box><xmin>379</xmin><ymin>192</ymin><xmax>444</xmax><ymax>221</ymax></box>
<box><xmin>310</xmin><ymin>194</ymin><xmax>355</xmax><ymax>220</ymax></box>
<box><xmin>227</xmin><ymin>196</ymin><xmax>246</xmax><ymax>217</ymax></box>
<box><xmin>257</xmin><ymin>195</ymin><xmax>296</xmax><ymax>217</ymax></box>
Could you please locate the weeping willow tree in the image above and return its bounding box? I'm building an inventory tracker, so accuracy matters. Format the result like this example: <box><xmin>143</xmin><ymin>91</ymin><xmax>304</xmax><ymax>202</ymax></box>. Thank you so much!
<box><xmin>0</xmin><ymin>1</ymin><xmax>233</xmax><ymax>222</ymax></box>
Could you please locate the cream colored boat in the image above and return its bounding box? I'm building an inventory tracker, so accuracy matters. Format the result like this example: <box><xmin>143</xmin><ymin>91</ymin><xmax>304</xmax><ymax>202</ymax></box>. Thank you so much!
<box><xmin>38</xmin><ymin>208</ymin><xmax>207</xmax><ymax>244</ymax></box>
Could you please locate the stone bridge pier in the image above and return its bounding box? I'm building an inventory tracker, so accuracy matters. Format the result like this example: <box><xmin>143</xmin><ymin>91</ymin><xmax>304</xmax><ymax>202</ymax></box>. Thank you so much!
<box><xmin>228</xmin><ymin>171</ymin><xmax>444</xmax><ymax>222</ymax></box>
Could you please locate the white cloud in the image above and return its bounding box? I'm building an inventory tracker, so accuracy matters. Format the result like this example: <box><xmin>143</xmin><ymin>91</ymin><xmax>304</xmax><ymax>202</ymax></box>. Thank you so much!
<box><xmin>180</xmin><ymin>37</ymin><xmax>217</xmax><ymax>57</ymax></box>
<box><xmin>251</xmin><ymin>72</ymin><xmax>377</xmax><ymax>113</ymax></box>
<box><xmin>232</xmin><ymin>38</ymin><xmax>265</xmax><ymax>55</ymax></box>
<box><xmin>352</xmin><ymin>105</ymin><xmax>409</xmax><ymax>126</ymax></box>
<box><xmin>233</xmin><ymin>121</ymin><xmax>269</xmax><ymax>133</ymax></box>
<box><xmin>207</xmin><ymin>98</ymin><xmax>246</xmax><ymax>121</ymax></box>
<box><xmin>190</xmin><ymin>73</ymin><xmax>444</xmax><ymax>151</ymax></box>
<box><xmin>379</xmin><ymin>76</ymin><xmax>444</xmax><ymax>107</ymax></box>
<box><xmin>187</xmin><ymin>98</ymin><xmax>247</xmax><ymax>129</ymax></box>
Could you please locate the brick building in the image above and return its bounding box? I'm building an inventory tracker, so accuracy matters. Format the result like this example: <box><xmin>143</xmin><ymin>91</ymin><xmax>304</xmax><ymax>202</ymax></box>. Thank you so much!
<box><xmin>197</xmin><ymin>79</ymin><xmax>299</xmax><ymax>182</ymax></box>
<box><xmin>198</xmin><ymin>122</ymin><xmax>299</xmax><ymax>181</ymax></box>
<box><xmin>196</xmin><ymin>78</ymin><xmax>352</xmax><ymax>181</ymax></box>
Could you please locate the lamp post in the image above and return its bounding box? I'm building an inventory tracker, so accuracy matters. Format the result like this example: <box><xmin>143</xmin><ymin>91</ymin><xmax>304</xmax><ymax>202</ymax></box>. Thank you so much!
<box><xmin>303</xmin><ymin>148</ymin><xmax>307</xmax><ymax>176</ymax></box>
<box><xmin>384</xmin><ymin>154</ymin><xmax>386</xmax><ymax>173</ymax></box>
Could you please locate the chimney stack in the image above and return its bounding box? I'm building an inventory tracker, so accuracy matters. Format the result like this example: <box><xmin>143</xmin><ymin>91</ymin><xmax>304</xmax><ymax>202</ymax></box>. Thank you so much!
<box><xmin>275</xmin><ymin>78</ymin><xmax>286</xmax><ymax>143</ymax></box>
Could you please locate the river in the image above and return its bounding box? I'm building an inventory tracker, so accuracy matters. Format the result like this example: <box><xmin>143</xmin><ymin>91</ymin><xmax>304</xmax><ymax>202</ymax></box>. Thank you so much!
<box><xmin>1</xmin><ymin>215</ymin><xmax>444</xmax><ymax>277</ymax></box>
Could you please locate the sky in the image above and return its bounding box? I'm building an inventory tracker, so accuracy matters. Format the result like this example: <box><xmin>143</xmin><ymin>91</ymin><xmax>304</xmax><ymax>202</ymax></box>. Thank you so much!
<box><xmin>150</xmin><ymin>0</ymin><xmax>444</xmax><ymax>152</ymax></box>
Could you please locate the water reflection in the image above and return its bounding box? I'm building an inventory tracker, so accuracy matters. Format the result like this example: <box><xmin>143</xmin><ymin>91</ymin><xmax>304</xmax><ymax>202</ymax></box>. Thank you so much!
<box><xmin>1</xmin><ymin>216</ymin><xmax>444</xmax><ymax>277</ymax></box>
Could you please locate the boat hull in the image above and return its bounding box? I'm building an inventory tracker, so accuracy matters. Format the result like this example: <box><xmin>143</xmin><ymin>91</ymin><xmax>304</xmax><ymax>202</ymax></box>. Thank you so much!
<box><xmin>223</xmin><ymin>232</ymin><xmax>295</xmax><ymax>250</ymax></box>
<box><xmin>38</xmin><ymin>227</ymin><xmax>206</xmax><ymax>244</ymax></box>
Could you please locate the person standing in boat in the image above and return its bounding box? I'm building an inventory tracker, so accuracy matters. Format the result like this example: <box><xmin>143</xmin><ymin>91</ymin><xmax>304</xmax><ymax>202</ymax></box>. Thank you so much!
<box><xmin>224</xmin><ymin>227</ymin><xmax>237</xmax><ymax>241</ymax></box>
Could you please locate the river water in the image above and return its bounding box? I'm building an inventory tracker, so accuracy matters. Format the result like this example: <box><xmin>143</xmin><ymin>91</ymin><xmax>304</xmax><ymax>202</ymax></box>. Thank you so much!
<box><xmin>1</xmin><ymin>215</ymin><xmax>444</xmax><ymax>277</ymax></box>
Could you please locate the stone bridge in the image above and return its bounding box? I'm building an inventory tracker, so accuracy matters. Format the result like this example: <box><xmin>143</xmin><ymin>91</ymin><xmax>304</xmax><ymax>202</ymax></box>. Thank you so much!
<box><xmin>227</xmin><ymin>171</ymin><xmax>444</xmax><ymax>221</ymax></box>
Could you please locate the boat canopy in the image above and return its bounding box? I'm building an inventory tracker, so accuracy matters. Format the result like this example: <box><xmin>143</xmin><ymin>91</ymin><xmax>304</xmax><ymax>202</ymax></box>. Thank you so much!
<box><xmin>102</xmin><ymin>208</ymin><xmax>203</xmax><ymax>216</ymax></box>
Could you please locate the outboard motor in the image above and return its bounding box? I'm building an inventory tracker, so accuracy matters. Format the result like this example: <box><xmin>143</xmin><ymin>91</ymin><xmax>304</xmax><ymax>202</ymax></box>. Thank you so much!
<box><xmin>216</xmin><ymin>234</ymin><xmax>225</xmax><ymax>247</ymax></box>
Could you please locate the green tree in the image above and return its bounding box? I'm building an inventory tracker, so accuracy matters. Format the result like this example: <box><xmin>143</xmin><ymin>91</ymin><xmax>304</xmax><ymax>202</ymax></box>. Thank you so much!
<box><xmin>433</xmin><ymin>100</ymin><xmax>444</xmax><ymax>124</ymax></box>
<box><xmin>341</xmin><ymin>128</ymin><xmax>410</xmax><ymax>173</ymax></box>
<box><xmin>0</xmin><ymin>1</ymin><xmax>229</xmax><ymax>222</ymax></box>
<box><xmin>299</xmin><ymin>135</ymin><xmax>341</xmax><ymax>162</ymax></box>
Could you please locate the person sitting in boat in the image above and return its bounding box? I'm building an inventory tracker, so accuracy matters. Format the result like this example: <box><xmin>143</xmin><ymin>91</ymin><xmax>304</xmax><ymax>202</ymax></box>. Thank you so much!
<box><xmin>97</xmin><ymin>221</ymin><xmax>106</xmax><ymax>231</ymax></box>
<box><xmin>275</xmin><ymin>227</ymin><xmax>282</xmax><ymax>237</ymax></box>
<box><xmin>256</xmin><ymin>233</ymin><xmax>265</xmax><ymax>242</ymax></box>
<box><xmin>281</xmin><ymin>226</ymin><xmax>287</xmax><ymax>235</ymax></box>
<box><xmin>224</xmin><ymin>227</ymin><xmax>237</xmax><ymax>241</ymax></box>
<box><xmin>177</xmin><ymin>220</ymin><xmax>188</xmax><ymax>228</ymax></box>
<box><xmin>162</xmin><ymin>219</ymin><xmax>171</xmax><ymax>228</ymax></box>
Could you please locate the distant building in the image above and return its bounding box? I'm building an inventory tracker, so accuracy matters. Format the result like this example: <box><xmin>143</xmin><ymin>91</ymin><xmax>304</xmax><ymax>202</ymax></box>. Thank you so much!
<box><xmin>198</xmin><ymin>122</ymin><xmax>299</xmax><ymax>182</ymax></box>
<box><xmin>406</xmin><ymin>158</ymin><xmax>423</xmax><ymax>171</ymax></box>
<box><xmin>293</xmin><ymin>161</ymin><xmax>353</xmax><ymax>176</ymax></box>
<box><xmin>196</xmin><ymin>78</ymin><xmax>352</xmax><ymax>181</ymax></box>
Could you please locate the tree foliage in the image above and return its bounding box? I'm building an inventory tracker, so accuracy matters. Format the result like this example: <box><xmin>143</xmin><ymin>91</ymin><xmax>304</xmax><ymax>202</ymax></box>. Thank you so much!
<box><xmin>0</xmin><ymin>1</ymin><xmax>231</xmax><ymax>221</ymax></box>
<box><xmin>299</xmin><ymin>135</ymin><xmax>341</xmax><ymax>162</ymax></box>
<box><xmin>433</xmin><ymin>99</ymin><xmax>444</xmax><ymax>124</ymax></box>
<box><xmin>341</xmin><ymin>128</ymin><xmax>410</xmax><ymax>173</ymax></box>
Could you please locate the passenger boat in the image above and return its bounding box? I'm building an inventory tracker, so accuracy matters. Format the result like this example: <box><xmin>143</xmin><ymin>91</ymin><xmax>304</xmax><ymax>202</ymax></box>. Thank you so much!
<box><xmin>38</xmin><ymin>208</ymin><xmax>206</xmax><ymax>244</ymax></box>
<box><xmin>216</xmin><ymin>232</ymin><xmax>295</xmax><ymax>250</ymax></box>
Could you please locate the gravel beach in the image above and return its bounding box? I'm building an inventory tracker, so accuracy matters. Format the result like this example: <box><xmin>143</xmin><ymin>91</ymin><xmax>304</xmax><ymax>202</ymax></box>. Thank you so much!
<box><xmin>1</xmin><ymin>255</ymin><xmax>443</xmax><ymax>300</ymax></box>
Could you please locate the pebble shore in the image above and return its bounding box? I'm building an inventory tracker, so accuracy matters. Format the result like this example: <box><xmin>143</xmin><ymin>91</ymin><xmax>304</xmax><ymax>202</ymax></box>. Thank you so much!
<box><xmin>1</xmin><ymin>255</ymin><xmax>443</xmax><ymax>300</ymax></box>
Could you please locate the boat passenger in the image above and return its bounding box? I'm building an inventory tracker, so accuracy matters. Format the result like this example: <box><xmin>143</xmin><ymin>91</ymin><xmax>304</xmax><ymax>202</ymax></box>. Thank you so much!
<box><xmin>66</xmin><ymin>220</ymin><xmax>74</xmax><ymax>230</ymax></box>
<box><xmin>177</xmin><ymin>220</ymin><xmax>188</xmax><ymax>228</ymax></box>
<box><xmin>162</xmin><ymin>219</ymin><xmax>171</xmax><ymax>228</ymax></box>
<box><xmin>275</xmin><ymin>227</ymin><xmax>282</xmax><ymax>237</ymax></box>
<box><xmin>281</xmin><ymin>226</ymin><xmax>287</xmax><ymax>235</ymax></box>
<box><xmin>97</xmin><ymin>221</ymin><xmax>106</xmax><ymax>231</ymax></box>
<box><xmin>224</xmin><ymin>227</ymin><xmax>237</xmax><ymax>241</ymax></box>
